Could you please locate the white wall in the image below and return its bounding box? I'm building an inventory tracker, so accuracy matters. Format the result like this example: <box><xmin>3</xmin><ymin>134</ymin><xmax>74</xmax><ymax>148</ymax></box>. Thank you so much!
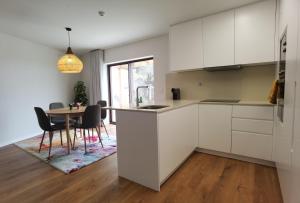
<box><xmin>166</xmin><ymin>64</ymin><xmax>275</xmax><ymax>101</ymax></box>
<box><xmin>0</xmin><ymin>32</ymin><xmax>79</xmax><ymax>147</ymax></box>
<box><xmin>104</xmin><ymin>35</ymin><xmax>169</xmax><ymax>102</ymax></box>
<box><xmin>80</xmin><ymin>53</ymin><xmax>91</xmax><ymax>101</ymax></box>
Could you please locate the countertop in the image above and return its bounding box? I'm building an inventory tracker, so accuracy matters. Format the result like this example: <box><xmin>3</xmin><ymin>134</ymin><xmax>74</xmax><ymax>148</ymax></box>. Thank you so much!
<box><xmin>104</xmin><ymin>99</ymin><xmax>275</xmax><ymax>113</ymax></box>
<box><xmin>103</xmin><ymin>100</ymin><xmax>199</xmax><ymax>113</ymax></box>
<box><xmin>199</xmin><ymin>100</ymin><xmax>275</xmax><ymax>106</ymax></box>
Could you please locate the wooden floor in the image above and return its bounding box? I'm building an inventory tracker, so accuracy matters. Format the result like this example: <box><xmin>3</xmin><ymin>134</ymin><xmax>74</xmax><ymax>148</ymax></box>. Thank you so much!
<box><xmin>0</xmin><ymin>145</ymin><xmax>283</xmax><ymax>203</ymax></box>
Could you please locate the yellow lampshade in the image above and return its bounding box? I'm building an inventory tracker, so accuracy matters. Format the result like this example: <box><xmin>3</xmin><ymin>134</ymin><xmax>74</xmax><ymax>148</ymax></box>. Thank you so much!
<box><xmin>57</xmin><ymin>53</ymin><xmax>83</xmax><ymax>73</ymax></box>
<box><xmin>57</xmin><ymin>27</ymin><xmax>83</xmax><ymax>73</ymax></box>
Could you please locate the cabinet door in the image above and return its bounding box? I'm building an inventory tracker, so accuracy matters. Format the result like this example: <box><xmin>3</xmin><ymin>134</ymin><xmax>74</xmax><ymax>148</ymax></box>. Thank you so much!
<box><xmin>158</xmin><ymin>105</ymin><xmax>198</xmax><ymax>182</ymax></box>
<box><xmin>203</xmin><ymin>10</ymin><xmax>234</xmax><ymax>67</ymax></box>
<box><xmin>235</xmin><ymin>0</ymin><xmax>276</xmax><ymax>64</ymax></box>
<box><xmin>232</xmin><ymin>131</ymin><xmax>273</xmax><ymax>160</ymax></box>
<box><xmin>232</xmin><ymin>118</ymin><xmax>274</xmax><ymax>135</ymax></box>
<box><xmin>198</xmin><ymin>104</ymin><xmax>232</xmax><ymax>152</ymax></box>
<box><xmin>232</xmin><ymin>105</ymin><xmax>274</xmax><ymax>120</ymax></box>
<box><xmin>169</xmin><ymin>19</ymin><xmax>203</xmax><ymax>71</ymax></box>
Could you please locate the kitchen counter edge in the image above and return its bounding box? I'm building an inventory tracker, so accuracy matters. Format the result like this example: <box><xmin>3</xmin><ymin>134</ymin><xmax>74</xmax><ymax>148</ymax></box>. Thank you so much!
<box><xmin>104</xmin><ymin>100</ymin><xmax>275</xmax><ymax>114</ymax></box>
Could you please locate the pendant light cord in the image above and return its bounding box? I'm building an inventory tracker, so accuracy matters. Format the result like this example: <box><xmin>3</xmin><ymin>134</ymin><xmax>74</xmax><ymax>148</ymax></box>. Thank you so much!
<box><xmin>67</xmin><ymin>30</ymin><xmax>71</xmax><ymax>47</ymax></box>
<box><xmin>65</xmin><ymin>27</ymin><xmax>72</xmax><ymax>47</ymax></box>
<box><xmin>65</xmin><ymin>27</ymin><xmax>73</xmax><ymax>54</ymax></box>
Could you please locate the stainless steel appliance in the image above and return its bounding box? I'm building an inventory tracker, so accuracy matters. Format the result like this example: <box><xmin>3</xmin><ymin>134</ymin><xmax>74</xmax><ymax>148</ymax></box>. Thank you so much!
<box><xmin>277</xmin><ymin>31</ymin><xmax>287</xmax><ymax>122</ymax></box>
<box><xmin>203</xmin><ymin>65</ymin><xmax>242</xmax><ymax>72</ymax></box>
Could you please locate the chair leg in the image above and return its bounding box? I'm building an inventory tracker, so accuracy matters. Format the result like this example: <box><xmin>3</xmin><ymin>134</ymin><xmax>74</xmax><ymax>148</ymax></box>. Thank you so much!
<box><xmin>88</xmin><ymin>129</ymin><xmax>91</xmax><ymax>143</ymax></box>
<box><xmin>39</xmin><ymin>131</ymin><xmax>46</xmax><ymax>152</ymax></box>
<box><xmin>73</xmin><ymin>128</ymin><xmax>77</xmax><ymax>149</ymax></box>
<box><xmin>48</xmin><ymin>131</ymin><xmax>53</xmax><ymax>160</ymax></box>
<box><xmin>96</xmin><ymin>127</ymin><xmax>103</xmax><ymax>148</ymax></box>
<box><xmin>69</xmin><ymin>134</ymin><xmax>73</xmax><ymax>147</ymax></box>
<box><xmin>83</xmin><ymin>129</ymin><xmax>87</xmax><ymax>154</ymax></box>
<box><xmin>102</xmin><ymin>120</ymin><xmax>109</xmax><ymax>137</ymax></box>
<box><xmin>75</xmin><ymin>129</ymin><xmax>78</xmax><ymax>140</ymax></box>
<box><xmin>60</xmin><ymin>130</ymin><xmax>63</xmax><ymax>146</ymax></box>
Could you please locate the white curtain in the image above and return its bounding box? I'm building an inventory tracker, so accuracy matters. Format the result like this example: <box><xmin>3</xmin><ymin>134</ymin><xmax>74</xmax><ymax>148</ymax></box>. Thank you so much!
<box><xmin>81</xmin><ymin>49</ymin><xmax>104</xmax><ymax>105</ymax></box>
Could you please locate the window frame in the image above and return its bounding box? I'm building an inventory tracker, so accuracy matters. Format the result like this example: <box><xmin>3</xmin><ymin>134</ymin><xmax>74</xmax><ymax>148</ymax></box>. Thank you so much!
<box><xmin>107</xmin><ymin>57</ymin><xmax>154</xmax><ymax>124</ymax></box>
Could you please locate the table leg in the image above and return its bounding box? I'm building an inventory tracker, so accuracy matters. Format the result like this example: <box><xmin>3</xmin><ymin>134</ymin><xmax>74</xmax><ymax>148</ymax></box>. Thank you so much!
<box><xmin>80</xmin><ymin>116</ymin><xmax>83</xmax><ymax>137</ymax></box>
<box><xmin>65</xmin><ymin>114</ymin><xmax>70</xmax><ymax>154</ymax></box>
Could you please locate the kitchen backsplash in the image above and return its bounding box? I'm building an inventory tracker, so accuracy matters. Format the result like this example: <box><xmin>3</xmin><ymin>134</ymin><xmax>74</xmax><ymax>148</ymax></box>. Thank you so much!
<box><xmin>166</xmin><ymin>64</ymin><xmax>275</xmax><ymax>101</ymax></box>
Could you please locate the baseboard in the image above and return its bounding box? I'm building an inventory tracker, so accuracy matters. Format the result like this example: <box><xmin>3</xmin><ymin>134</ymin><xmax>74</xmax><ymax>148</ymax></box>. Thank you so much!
<box><xmin>0</xmin><ymin>131</ymin><xmax>43</xmax><ymax>148</ymax></box>
<box><xmin>195</xmin><ymin>148</ymin><xmax>275</xmax><ymax>167</ymax></box>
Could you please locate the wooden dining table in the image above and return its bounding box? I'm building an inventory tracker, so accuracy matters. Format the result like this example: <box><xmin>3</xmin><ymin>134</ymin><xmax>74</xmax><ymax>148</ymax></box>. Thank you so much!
<box><xmin>46</xmin><ymin>106</ymin><xmax>86</xmax><ymax>154</ymax></box>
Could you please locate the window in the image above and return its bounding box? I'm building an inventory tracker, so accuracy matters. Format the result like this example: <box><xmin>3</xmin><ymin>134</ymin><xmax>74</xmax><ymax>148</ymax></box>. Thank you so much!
<box><xmin>108</xmin><ymin>57</ymin><xmax>154</xmax><ymax>123</ymax></box>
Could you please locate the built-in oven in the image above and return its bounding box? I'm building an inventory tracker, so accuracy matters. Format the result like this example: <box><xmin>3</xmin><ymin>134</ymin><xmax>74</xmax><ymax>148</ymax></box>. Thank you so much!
<box><xmin>277</xmin><ymin>30</ymin><xmax>287</xmax><ymax>122</ymax></box>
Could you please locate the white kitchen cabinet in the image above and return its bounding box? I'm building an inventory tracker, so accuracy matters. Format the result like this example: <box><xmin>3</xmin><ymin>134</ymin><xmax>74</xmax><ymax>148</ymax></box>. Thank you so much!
<box><xmin>232</xmin><ymin>118</ymin><xmax>274</xmax><ymax>134</ymax></box>
<box><xmin>203</xmin><ymin>10</ymin><xmax>235</xmax><ymax>67</ymax></box>
<box><xmin>198</xmin><ymin>104</ymin><xmax>232</xmax><ymax>153</ymax></box>
<box><xmin>158</xmin><ymin>104</ymin><xmax>198</xmax><ymax>182</ymax></box>
<box><xmin>198</xmin><ymin>104</ymin><xmax>274</xmax><ymax>161</ymax></box>
<box><xmin>232</xmin><ymin>131</ymin><xmax>273</xmax><ymax>160</ymax></box>
<box><xmin>169</xmin><ymin>19</ymin><xmax>203</xmax><ymax>71</ymax></box>
<box><xmin>115</xmin><ymin>103</ymin><xmax>198</xmax><ymax>191</ymax></box>
<box><xmin>235</xmin><ymin>0</ymin><xmax>276</xmax><ymax>64</ymax></box>
<box><xmin>231</xmin><ymin>105</ymin><xmax>274</xmax><ymax>161</ymax></box>
<box><xmin>232</xmin><ymin>105</ymin><xmax>274</xmax><ymax>120</ymax></box>
<box><xmin>116</xmin><ymin>110</ymin><xmax>159</xmax><ymax>190</ymax></box>
<box><xmin>169</xmin><ymin>0</ymin><xmax>276</xmax><ymax>71</ymax></box>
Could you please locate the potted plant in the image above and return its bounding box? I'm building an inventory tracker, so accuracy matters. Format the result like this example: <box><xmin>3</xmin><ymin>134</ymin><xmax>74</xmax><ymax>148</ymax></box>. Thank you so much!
<box><xmin>74</xmin><ymin>81</ymin><xmax>88</xmax><ymax>106</ymax></box>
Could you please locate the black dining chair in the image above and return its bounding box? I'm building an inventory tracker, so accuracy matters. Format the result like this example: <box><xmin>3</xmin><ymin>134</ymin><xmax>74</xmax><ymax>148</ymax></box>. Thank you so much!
<box><xmin>34</xmin><ymin>107</ymin><xmax>66</xmax><ymax>159</ymax></box>
<box><xmin>49</xmin><ymin>102</ymin><xmax>80</xmax><ymax>141</ymax></box>
<box><xmin>97</xmin><ymin>100</ymin><xmax>109</xmax><ymax>137</ymax></box>
<box><xmin>49</xmin><ymin>102</ymin><xmax>65</xmax><ymax>123</ymax></box>
<box><xmin>49</xmin><ymin>102</ymin><xmax>65</xmax><ymax>145</ymax></box>
<box><xmin>73</xmin><ymin>105</ymin><xmax>103</xmax><ymax>154</ymax></box>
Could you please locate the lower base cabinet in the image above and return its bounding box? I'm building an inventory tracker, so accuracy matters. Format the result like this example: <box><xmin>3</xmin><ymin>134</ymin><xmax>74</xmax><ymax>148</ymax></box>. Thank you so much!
<box><xmin>198</xmin><ymin>104</ymin><xmax>232</xmax><ymax>153</ymax></box>
<box><xmin>198</xmin><ymin>104</ymin><xmax>274</xmax><ymax>161</ymax></box>
<box><xmin>231</xmin><ymin>105</ymin><xmax>274</xmax><ymax>161</ymax></box>
<box><xmin>158</xmin><ymin>104</ymin><xmax>198</xmax><ymax>183</ymax></box>
<box><xmin>232</xmin><ymin>131</ymin><xmax>273</xmax><ymax>160</ymax></box>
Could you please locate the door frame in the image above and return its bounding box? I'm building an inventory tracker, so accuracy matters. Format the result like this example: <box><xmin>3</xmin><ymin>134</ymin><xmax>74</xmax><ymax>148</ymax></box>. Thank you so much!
<box><xmin>107</xmin><ymin>57</ymin><xmax>154</xmax><ymax>124</ymax></box>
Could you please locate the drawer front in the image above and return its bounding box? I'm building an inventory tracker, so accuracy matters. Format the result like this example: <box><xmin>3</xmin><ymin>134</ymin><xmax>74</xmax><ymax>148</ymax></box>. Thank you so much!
<box><xmin>232</xmin><ymin>118</ymin><xmax>273</xmax><ymax>135</ymax></box>
<box><xmin>232</xmin><ymin>105</ymin><xmax>274</xmax><ymax>120</ymax></box>
<box><xmin>232</xmin><ymin>131</ymin><xmax>273</xmax><ymax>161</ymax></box>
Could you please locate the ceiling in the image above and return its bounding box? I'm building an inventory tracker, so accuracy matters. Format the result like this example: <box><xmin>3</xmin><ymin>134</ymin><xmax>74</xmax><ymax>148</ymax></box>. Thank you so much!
<box><xmin>0</xmin><ymin>0</ymin><xmax>262</xmax><ymax>54</ymax></box>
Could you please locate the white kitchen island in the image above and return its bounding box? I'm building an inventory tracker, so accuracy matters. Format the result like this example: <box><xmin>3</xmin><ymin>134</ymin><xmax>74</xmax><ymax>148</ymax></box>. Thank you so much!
<box><xmin>106</xmin><ymin>100</ymin><xmax>199</xmax><ymax>191</ymax></box>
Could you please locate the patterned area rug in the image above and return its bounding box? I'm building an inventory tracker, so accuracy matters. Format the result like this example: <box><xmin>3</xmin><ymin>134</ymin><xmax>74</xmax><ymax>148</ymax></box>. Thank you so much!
<box><xmin>15</xmin><ymin>130</ymin><xmax>117</xmax><ymax>174</ymax></box>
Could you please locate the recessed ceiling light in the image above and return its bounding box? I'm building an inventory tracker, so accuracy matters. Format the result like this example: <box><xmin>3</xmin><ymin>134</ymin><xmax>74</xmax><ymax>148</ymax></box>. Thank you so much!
<box><xmin>98</xmin><ymin>11</ymin><xmax>105</xmax><ymax>16</ymax></box>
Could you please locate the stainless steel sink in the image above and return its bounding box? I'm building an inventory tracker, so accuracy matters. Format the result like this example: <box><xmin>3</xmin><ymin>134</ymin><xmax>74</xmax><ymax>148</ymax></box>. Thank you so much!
<box><xmin>138</xmin><ymin>105</ymin><xmax>169</xmax><ymax>109</ymax></box>
<box><xmin>201</xmin><ymin>99</ymin><xmax>240</xmax><ymax>103</ymax></box>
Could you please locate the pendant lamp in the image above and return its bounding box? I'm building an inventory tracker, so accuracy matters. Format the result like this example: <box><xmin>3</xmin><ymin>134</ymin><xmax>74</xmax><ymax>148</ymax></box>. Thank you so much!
<box><xmin>57</xmin><ymin>27</ymin><xmax>83</xmax><ymax>73</ymax></box>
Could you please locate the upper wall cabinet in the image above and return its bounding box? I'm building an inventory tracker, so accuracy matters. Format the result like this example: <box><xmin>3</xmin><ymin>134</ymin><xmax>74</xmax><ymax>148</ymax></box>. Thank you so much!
<box><xmin>235</xmin><ymin>0</ymin><xmax>276</xmax><ymax>64</ymax></box>
<box><xmin>169</xmin><ymin>19</ymin><xmax>203</xmax><ymax>71</ymax></box>
<box><xmin>203</xmin><ymin>10</ymin><xmax>235</xmax><ymax>67</ymax></box>
<box><xmin>169</xmin><ymin>0</ymin><xmax>276</xmax><ymax>72</ymax></box>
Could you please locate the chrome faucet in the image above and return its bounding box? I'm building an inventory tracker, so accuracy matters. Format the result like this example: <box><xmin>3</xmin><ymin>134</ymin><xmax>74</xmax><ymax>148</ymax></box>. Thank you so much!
<box><xmin>136</xmin><ymin>86</ymin><xmax>149</xmax><ymax>107</ymax></box>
